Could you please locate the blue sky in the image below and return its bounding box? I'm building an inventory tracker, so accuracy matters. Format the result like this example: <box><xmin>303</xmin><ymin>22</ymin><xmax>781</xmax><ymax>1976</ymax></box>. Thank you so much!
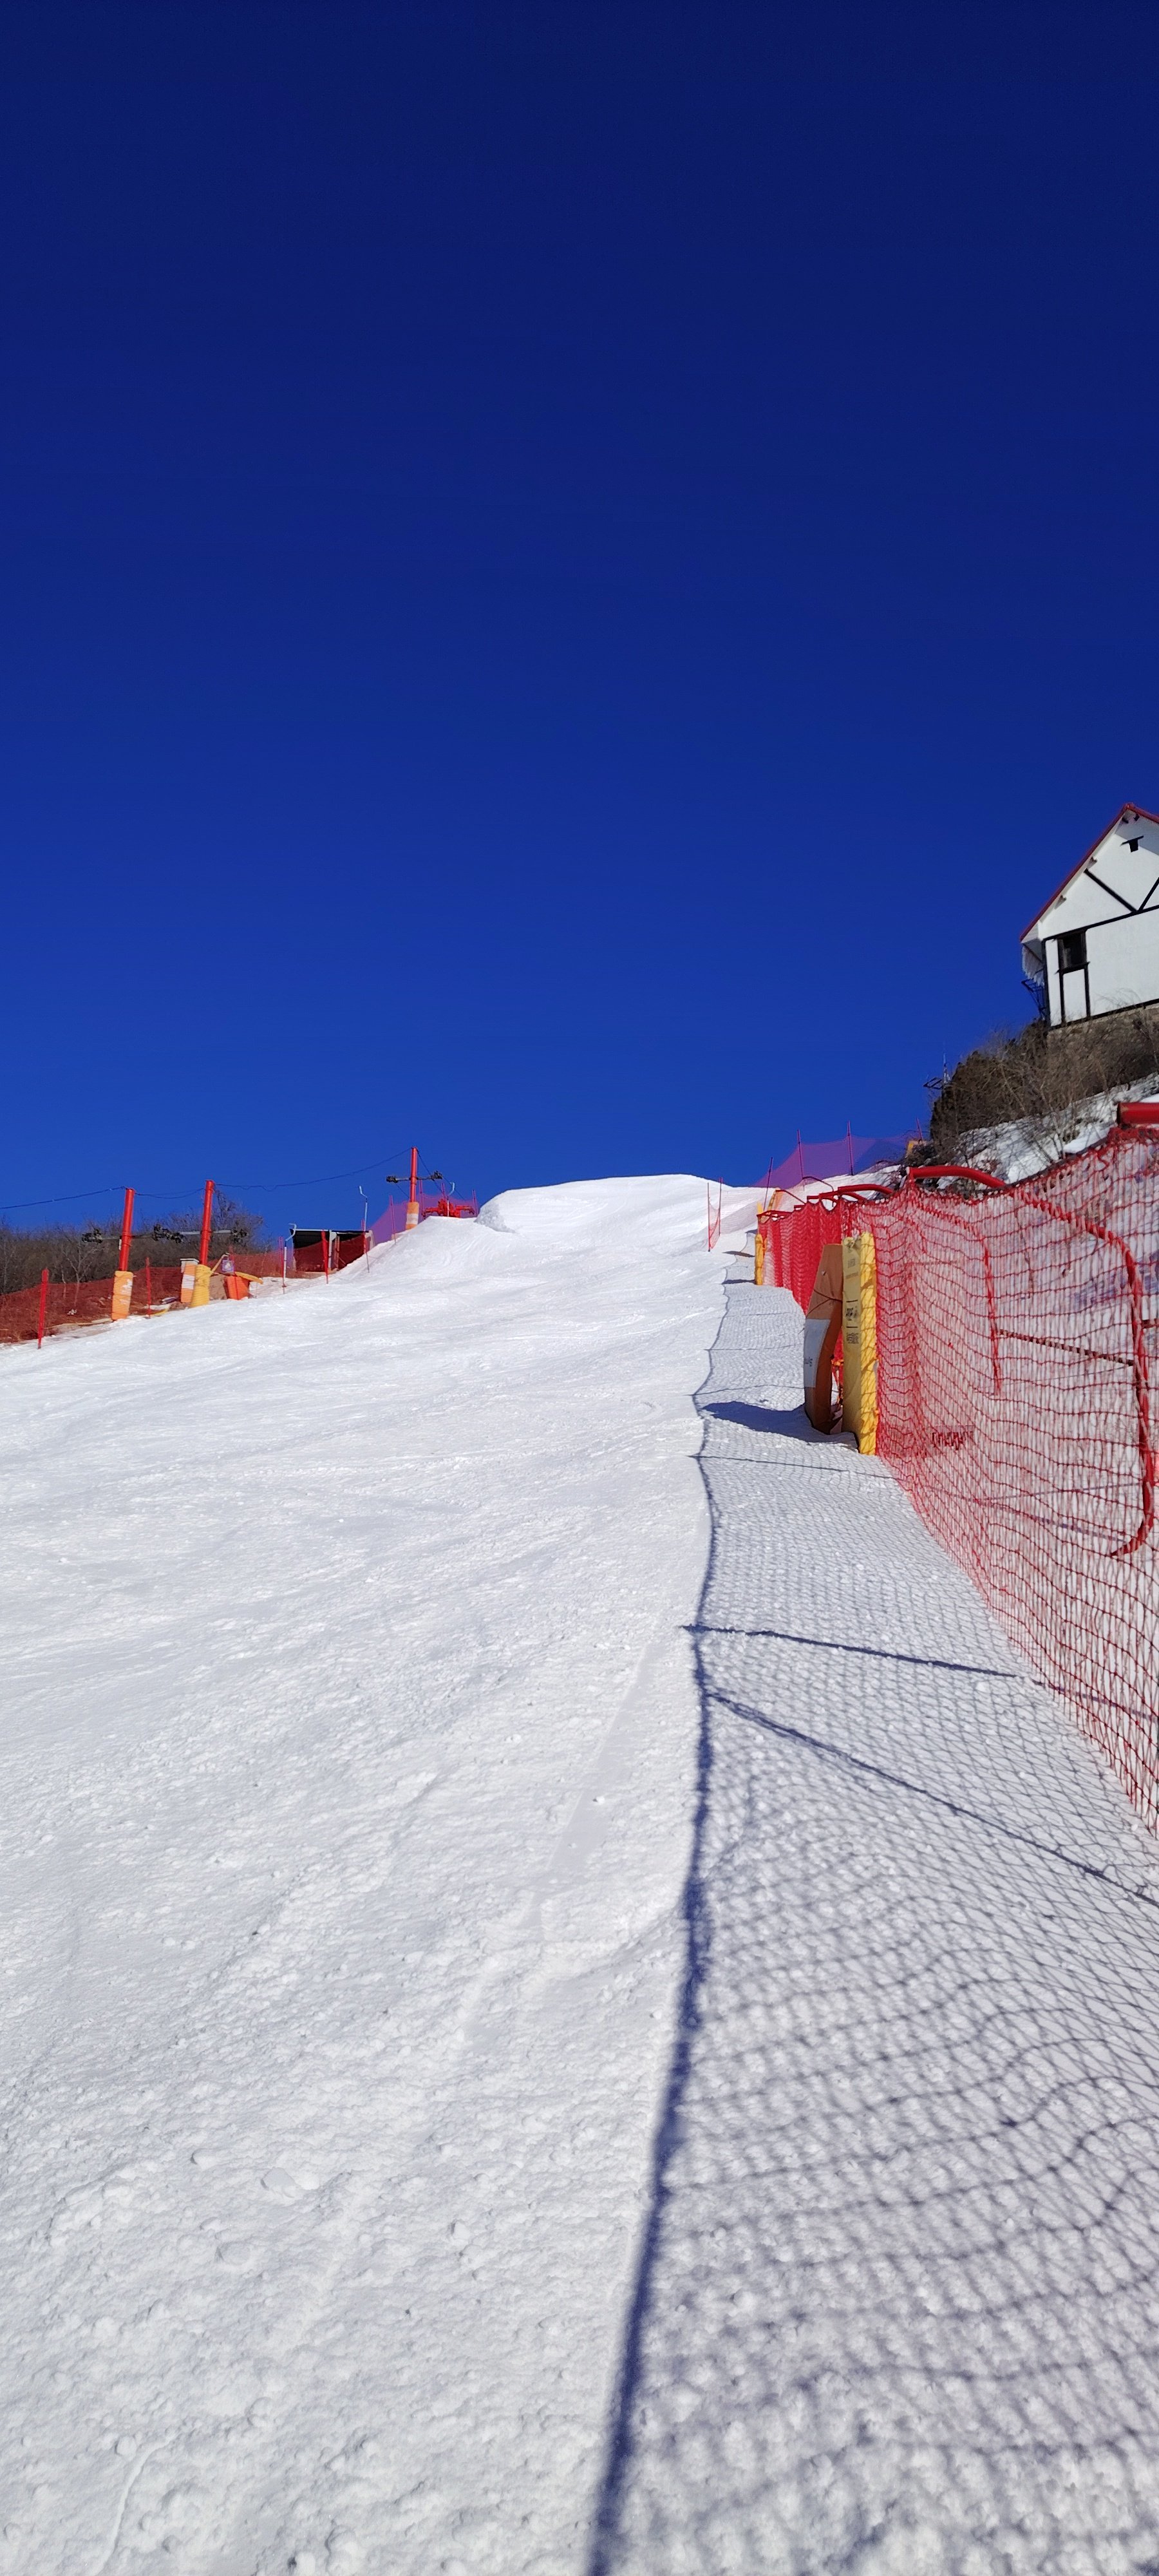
<box><xmin>3</xmin><ymin>2</ymin><xmax>1158</xmax><ymax>1235</ymax></box>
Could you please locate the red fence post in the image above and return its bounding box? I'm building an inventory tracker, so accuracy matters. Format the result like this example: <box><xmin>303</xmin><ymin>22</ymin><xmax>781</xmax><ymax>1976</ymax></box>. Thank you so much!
<box><xmin>37</xmin><ymin>1267</ymin><xmax>48</xmax><ymax>1350</ymax></box>
<box><xmin>322</xmin><ymin>1227</ymin><xmax>330</xmax><ymax>1283</ymax></box>
<box><xmin>145</xmin><ymin>1258</ymin><xmax>153</xmax><ymax>1316</ymax></box>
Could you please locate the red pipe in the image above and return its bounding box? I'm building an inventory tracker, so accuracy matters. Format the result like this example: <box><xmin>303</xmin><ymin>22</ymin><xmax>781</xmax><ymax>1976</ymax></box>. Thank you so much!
<box><xmin>118</xmin><ymin>1185</ymin><xmax>135</xmax><ymax>1273</ymax></box>
<box><xmin>198</xmin><ymin>1179</ymin><xmax>214</xmax><ymax>1267</ymax></box>
<box><xmin>904</xmin><ymin>1164</ymin><xmax>1007</xmax><ymax>1190</ymax></box>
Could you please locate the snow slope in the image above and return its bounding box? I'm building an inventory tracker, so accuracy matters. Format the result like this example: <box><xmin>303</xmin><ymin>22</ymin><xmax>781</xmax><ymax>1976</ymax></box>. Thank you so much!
<box><xmin>0</xmin><ymin>1180</ymin><xmax>722</xmax><ymax>2576</ymax></box>
<box><xmin>8</xmin><ymin>1189</ymin><xmax>1159</xmax><ymax>2576</ymax></box>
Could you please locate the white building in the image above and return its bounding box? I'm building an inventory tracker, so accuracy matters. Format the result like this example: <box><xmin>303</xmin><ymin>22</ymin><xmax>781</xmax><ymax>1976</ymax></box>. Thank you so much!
<box><xmin>1022</xmin><ymin>804</ymin><xmax>1159</xmax><ymax>1027</ymax></box>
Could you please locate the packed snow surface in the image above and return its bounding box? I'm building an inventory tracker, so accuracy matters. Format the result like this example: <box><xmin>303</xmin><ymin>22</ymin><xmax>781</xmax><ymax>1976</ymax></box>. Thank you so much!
<box><xmin>0</xmin><ymin>1180</ymin><xmax>724</xmax><ymax>2576</ymax></box>
<box><xmin>4</xmin><ymin>1180</ymin><xmax>1159</xmax><ymax>2575</ymax></box>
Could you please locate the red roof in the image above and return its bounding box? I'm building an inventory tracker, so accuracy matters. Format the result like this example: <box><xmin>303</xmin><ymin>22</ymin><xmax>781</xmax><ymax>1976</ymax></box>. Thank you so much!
<box><xmin>1021</xmin><ymin>804</ymin><xmax>1159</xmax><ymax>942</ymax></box>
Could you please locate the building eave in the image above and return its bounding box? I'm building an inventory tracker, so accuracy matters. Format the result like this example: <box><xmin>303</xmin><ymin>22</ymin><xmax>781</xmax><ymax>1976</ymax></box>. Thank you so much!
<box><xmin>1020</xmin><ymin>803</ymin><xmax>1159</xmax><ymax>943</ymax></box>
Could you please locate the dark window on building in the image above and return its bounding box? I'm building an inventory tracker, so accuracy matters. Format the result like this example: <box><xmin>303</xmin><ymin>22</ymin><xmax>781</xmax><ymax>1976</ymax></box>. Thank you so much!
<box><xmin>1059</xmin><ymin>929</ymin><xmax>1087</xmax><ymax>974</ymax></box>
<box><xmin>1128</xmin><ymin>837</ymin><xmax>1140</xmax><ymax>851</ymax></box>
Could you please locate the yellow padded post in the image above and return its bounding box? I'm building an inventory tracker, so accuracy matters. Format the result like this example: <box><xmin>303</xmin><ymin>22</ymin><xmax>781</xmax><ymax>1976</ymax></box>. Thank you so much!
<box><xmin>841</xmin><ymin>1231</ymin><xmax>878</xmax><ymax>1454</ymax></box>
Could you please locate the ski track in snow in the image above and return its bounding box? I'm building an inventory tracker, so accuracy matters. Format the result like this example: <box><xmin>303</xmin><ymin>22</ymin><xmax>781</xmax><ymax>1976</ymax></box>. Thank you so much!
<box><xmin>5</xmin><ymin>1193</ymin><xmax>1159</xmax><ymax>2573</ymax></box>
<box><xmin>593</xmin><ymin>1271</ymin><xmax>1159</xmax><ymax>2576</ymax></box>
<box><xmin>0</xmin><ymin>1180</ymin><xmax>732</xmax><ymax>2576</ymax></box>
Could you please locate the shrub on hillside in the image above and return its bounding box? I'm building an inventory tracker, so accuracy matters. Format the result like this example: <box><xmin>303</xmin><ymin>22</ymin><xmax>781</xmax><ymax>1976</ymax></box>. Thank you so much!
<box><xmin>922</xmin><ymin>1003</ymin><xmax>1159</xmax><ymax>1168</ymax></box>
<box><xmin>0</xmin><ymin>1193</ymin><xmax>266</xmax><ymax>1298</ymax></box>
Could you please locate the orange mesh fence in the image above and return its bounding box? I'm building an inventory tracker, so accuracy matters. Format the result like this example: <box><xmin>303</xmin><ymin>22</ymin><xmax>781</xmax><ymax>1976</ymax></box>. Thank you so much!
<box><xmin>0</xmin><ymin>1249</ymin><xmax>288</xmax><ymax>1344</ymax></box>
<box><xmin>290</xmin><ymin>1230</ymin><xmax>368</xmax><ymax>1276</ymax></box>
<box><xmin>221</xmin><ymin>1248</ymin><xmax>287</xmax><ymax>1279</ymax></box>
<box><xmin>758</xmin><ymin>1128</ymin><xmax>1159</xmax><ymax>1825</ymax></box>
<box><xmin>761</xmin><ymin>1195</ymin><xmax>846</xmax><ymax>1308</ymax></box>
<box><xmin>0</xmin><ymin>1265</ymin><xmax>188</xmax><ymax>1345</ymax></box>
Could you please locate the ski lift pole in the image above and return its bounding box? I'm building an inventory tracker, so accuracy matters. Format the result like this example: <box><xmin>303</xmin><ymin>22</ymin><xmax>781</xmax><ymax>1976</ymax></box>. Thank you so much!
<box><xmin>191</xmin><ymin>1179</ymin><xmax>214</xmax><ymax>1307</ymax></box>
<box><xmin>111</xmin><ymin>1186</ymin><xmax>135</xmax><ymax>1319</ymax></box>
<box><xmin>406</xmin><ymin>1146</ymin><xmax>420</xmax><ymax>1230</ymax></box>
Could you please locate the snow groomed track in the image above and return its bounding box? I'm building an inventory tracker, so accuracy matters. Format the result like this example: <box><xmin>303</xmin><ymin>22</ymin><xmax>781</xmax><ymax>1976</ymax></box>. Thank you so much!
<box><xmin>594</xmin><ymin>1267</ymin><xmax>1159</xmax><ymax>2575</ymax></box>
<box><xmin>4</xmin><ymin>1190</ymin><xmax>1159</xmax><ymax>2574</ymax></box>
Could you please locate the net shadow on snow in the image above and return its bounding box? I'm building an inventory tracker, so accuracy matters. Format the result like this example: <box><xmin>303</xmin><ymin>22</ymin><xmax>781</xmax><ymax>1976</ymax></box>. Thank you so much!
<box><xmin>588</xmin><ymin>1279</ymin><xmax>1159</xmax><ymax>2576</ymax></box>
<box><xmin>702</xmin><ymin>1399</ymin><xmax>826</xmax><ymax>1443</ymax></box>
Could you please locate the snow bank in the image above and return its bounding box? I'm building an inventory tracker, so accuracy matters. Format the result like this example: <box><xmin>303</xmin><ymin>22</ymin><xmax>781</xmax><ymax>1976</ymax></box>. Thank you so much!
<box><xmin>0</xmin><ymin>1179</ymin><xmax>724</xmax><ymax>2576</ymax></box>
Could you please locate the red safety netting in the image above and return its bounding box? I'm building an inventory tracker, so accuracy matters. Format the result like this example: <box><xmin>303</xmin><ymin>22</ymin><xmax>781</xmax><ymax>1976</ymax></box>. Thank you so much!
<box><xmin>761</xmin><ymin>1193</ymin><xmax>847</xmax><ymax>1310</ymax></box>
<box><xmin>0</xmin><ymin>1265</ymin><xmax>188</xmax><ymax>1345</ymax></box>
<box><xmin>0</xmin><ymin>1247</ymin><xmax>294</xmax><ymax>1344</ymax></box>
<box><xmin>764</xmin><ymin>1133</ymin><xmax>915</xmax><ymax>1191</ymax></box>
<box><xmin>371</xmin><ymin>1190</ymin><xmax>478</xmax><ymax>1243</ymax></box>
<box><xmin>225</xmin><ymin>1248</ymin><xmax>287</xmax><ymax>1279</ymax></box>
<box><xmin>290</xmin><ymin>1231</ymin><xmax>369</xmax><ymax>1276</ymax></box>
<box><xmin>759</xmin><ymin>1126</ymin><xmax>1159</xmax><ymax>1826</ymax></box>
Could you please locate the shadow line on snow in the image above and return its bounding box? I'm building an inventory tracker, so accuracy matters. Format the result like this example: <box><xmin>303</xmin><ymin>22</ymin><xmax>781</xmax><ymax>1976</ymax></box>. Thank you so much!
<box><xmin>702</xmin><ymin>1397</ymin><xmax>825</xmax><ymax>1441</ymax></box>
<box><xmin>585</xmin><ymin>1301</ymin><xmax>726</xmax><ymax>2576</ymax></box>
<box><xmin>713</xmin><ymin>1686</ymin><xmax>1159</xmax><ymax>1918</ymax></box>
<box><xmin>691</xmin><ymin>1620</ymin><xmax>1022</xmax><ymax>1683</ymax></box>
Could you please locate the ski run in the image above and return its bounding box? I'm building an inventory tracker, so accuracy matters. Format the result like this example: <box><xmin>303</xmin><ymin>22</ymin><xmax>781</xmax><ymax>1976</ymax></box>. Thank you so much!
<box><xmin>4</xmin><ymin>1175</ymin><xmax>1159</xmax><ymax>2576</ymax></box>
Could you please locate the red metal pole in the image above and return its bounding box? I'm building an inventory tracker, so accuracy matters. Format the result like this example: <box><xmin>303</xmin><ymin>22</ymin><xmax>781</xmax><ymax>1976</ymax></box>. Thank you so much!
<box><xmin>145</xmin><ymin>1258</ymin><xmax>153</xmax><ymax>1315</ymax></box>
<box><xmin>406</xmin><ymin>1146</ymin><xmax>420</xmax><ymax>1229</ymax></box>
<box><xmin>198</xmin><ymin>1179</ymin><xmax>214</xmax><ymax>1267</ymax></box>
<box><xmin>118</xmin><ymin>1184</ymin><xmax>135</xmax><ymax>1273</ymax></box>
<box><xmin>37</xmin><ymin>1267</ymin><xmax>48</xmax><ymax>1350</ymax></box>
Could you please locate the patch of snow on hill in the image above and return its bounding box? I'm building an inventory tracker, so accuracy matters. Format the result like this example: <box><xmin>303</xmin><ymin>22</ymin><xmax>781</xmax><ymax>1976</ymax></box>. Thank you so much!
<box><xmin>962</xmin><ymin>1074</ymin><xmax>1159</xmax><ymax>1181</ymax></box>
